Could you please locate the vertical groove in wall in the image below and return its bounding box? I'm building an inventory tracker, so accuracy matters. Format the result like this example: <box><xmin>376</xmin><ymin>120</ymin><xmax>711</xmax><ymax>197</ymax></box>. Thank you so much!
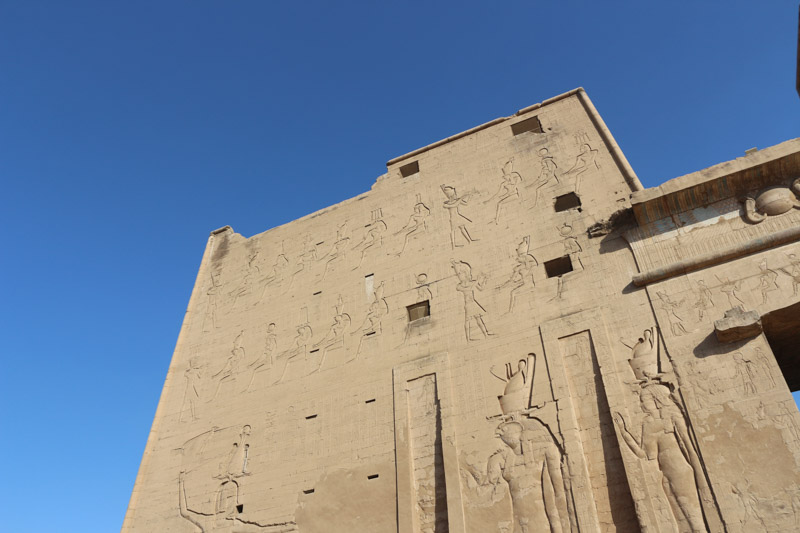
<box><xmin>561</xmin><ymin>332</ymin><xmax>640</xmax><ymax>532</ymax></box>
<box><xmin>406</xmin><ymin>374</ymin><xmax>450</xmax><ymax>532</ymax></box>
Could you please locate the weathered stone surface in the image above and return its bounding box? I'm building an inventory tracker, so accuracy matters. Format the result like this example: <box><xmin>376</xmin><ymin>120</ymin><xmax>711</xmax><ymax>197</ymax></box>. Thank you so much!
<box><xmin>714</xmin><ymin>306</ymin><xmax>763</xmax><ymax>343</ymax></box>
<box><xmin>123</xmin><ymin>89</ymin><xmax>800</xmax><ymax>533</ymax></box>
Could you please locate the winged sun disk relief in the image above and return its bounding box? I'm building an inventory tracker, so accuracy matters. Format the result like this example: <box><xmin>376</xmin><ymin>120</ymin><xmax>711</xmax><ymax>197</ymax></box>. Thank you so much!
<box><xmin>742</xmin><ymin>178</ymin><xmax>800</xmax><ymax>224</ymax></box>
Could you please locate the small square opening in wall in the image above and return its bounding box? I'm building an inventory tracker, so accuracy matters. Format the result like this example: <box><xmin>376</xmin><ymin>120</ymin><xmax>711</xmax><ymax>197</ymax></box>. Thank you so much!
<box><xmin>511</xmin><ymin>115</ymin><xmax>543</xmax><ymax>136</ymax></box>
<box><xmin>407</xmin><ymin>300</ymin><xmax>430</xmax><ymax>322</ymax></box>
<box><xmin>399</xmin><ymin>160</ymin><xmax>420</xmax><ymax>178</ymax></box>
<box><xmin>554</xmin><ymin>192</ymin><xmax>582</xmax><ymax>212</ymax></box>
<box><xmin>544</xmin><ymin>256</ymin><xmax>573</xmax><ymax>278</ymax></box>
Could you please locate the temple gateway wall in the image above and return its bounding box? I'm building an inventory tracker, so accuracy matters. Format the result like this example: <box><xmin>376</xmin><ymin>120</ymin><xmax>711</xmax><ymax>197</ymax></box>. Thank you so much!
<box><xmin>123</xmin><ymin>88</ymin><xmax>800</xmax><ymax>533</ymax></box>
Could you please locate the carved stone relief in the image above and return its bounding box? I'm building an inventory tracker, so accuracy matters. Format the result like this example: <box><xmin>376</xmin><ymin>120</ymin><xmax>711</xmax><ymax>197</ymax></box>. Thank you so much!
<box><xmin>230</xmin><ymin>252</ymin><xmax>260</xmax><ymax>309</ymax></box>
<box><xmin>310</xmin><ymin>296</ymin><xmax>351</xmax><ymax>372</ymax></box>
<box><xmin>741</xmin><ymin>178</ymin><xmax>800</xmax><ymax>224</ymax></box>
<box><xmin>352</xmin><ymin>209</ymin><xmax>387</xmax><ymax>270</ymax></box>
<box><xmin>498</xmin><ymin>237</ymin><xmax>538</xmax><ymax>313</ymax></box>
<box><xmin>245</xmin><ymin>323</ymin><xmax>278</xmax><ymax>391</ymax></box>
<box><xmin>181</xmin><ymin>357</ymin><xmax>204</xmax><ymax>422</ymax></box>
<box><xmin>489</xmin><ymin>353</ymin><xmax>534</xmax><ymax>415</ymax></box>
<box><xmin>621</xmin><ymin>327</ymin><xmax>659</xmax><ymax>383</ymax></box>
<box><xmin>484</xmin><ymin>160</ymin><xmax>523</xmax><ymax>225</ymax></box>
<box><xmin>203</xmin><ymin>266</ymin><xmax>223</xmax><ymax>332</ymax></box>
<box><xmin>210</xmin><ymin>331</ymin><xmax>246</xmax><ymax>402</ymax></box>
<box><xmin>655</xmin><ymin>290</ymin><xmax>688</xmax><ymax>337</ymax></box>
<box><xmin>614</xmin><ymin>381</ymin><xmax>716</xmax><ymax>532</ymax></box>
<box><xmin>287</xmin><ymin>237</ymin><xmax>318</xmax><ymax>291</ymax></box>
<box><xmin>755</xmin><ymin>258</ymin><xmax>779</xmax><ymax>305</ymax></box>
<box><xmin>353</xmin><ymin>281</ymin><xmax>388</xmax><ymax>357</ymax></box>
<box><xmin>416</xmin><ymin>273</ymin><xmax>433</xmax><ymax>302</ymax></box>
<box><xmin>466</xmin><ymin>418</ymin><xmax>571</xmax><ymax>533</ymax></box>
<box><xmin>558</xmin><ymin>223</ymin><xmax>583</xmax><ymax>270</ymax></box>
<box><xmin>452</xmin><ymin>260</ymin><xmax>492</xmax><ymax>341</ymax></box>
<box><xmin>441</xmin><ymin>185</ymin><xmax>479</xmax><ymax>248</ymax></box>
<box><xmin>259</xmin><ymin>246</ymin><xmax>290</xmax><ymax>298</ymax></box>
<box><xmin>565</xmin><ymin>143</ymin><xmax>599</xmax><ymax>193</ymax></box>
<box><xmin>528</xmin><ymin>147</ymin><xmax>559</xmax><ymax>206</ymax></box>
<box><xmin>177</xmin><ymin>425</ymin><xmax>298</xmax><ymax>532</ymax></box>
<box><xmin>692</xmin><ymin>280</ymin><xmax>714</xmax><ymax>321</ymax></box>
<box><xmin>319</xmin><ymin>223</ymin><xmax>350</xmax><ymax>280</ymax></box>
<box><xmin>716</xmin><ymin>275</ymin><xmax>746</xmax><ymax>309</ymax></box>
<box><xmin>406</xmin><ymin>374</ymin><xmax>449</xmax><ymax>533</ymax></box>
<box><xmin>779</xmin><ymin>252</ymin><xmax>800</xmax><ymax>296</ymax></box>
<box><xmin>395</xmin><ymin>194</ymin><xmax>431</xmax><ymax>256</ymax></box>
<box><xmin>275</xmin><ymin>314</ymin><xmax>312</xmax><ymax>383</ymax></box>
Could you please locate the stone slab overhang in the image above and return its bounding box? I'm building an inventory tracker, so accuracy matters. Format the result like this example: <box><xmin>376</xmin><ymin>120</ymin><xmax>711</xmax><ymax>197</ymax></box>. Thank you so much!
<box><xmin>625</xmin><ymin>139</ymin><xmax>800</xmax><ymax>287</ymax></box>
<box><xmin>631</xmin><ymin>138</ymin><xmax>800</xmax><ymax>227</ymax></box>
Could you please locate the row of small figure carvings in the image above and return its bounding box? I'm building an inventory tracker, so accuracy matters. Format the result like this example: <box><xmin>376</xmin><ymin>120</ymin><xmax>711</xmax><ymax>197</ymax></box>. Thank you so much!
<box><xmin>204</xmin><ymin>143</ymin><xmax>599</xmax><ymax>307</ymax></box>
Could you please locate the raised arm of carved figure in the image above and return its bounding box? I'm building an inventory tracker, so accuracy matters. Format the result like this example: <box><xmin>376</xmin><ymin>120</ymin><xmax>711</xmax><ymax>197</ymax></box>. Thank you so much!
<box><xmin>489</xmin><ymin>364</ymin><xmax>508</xmax><ymax>383</ymax></box>
<box><xmin>178</xmin><ymin>472</ymin><xmax>206</xmax><ymax>531</ymax></box>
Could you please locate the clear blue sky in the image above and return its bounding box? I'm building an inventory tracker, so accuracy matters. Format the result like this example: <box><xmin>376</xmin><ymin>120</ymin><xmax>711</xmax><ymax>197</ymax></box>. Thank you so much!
<box><xmin>0</xmin><ymin>2</ymin><xmax>797</xmax><ymax>531</ymax></box>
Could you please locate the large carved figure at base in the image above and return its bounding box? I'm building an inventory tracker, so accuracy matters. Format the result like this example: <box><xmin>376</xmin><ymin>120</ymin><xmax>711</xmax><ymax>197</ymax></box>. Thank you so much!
<box><xmin>615</xmin><ymin>383</ymin><xmax>708</xmax><ymax>533</ymax></box>
<box><xmin>471</xmin><ymin>419</ymin><xmax>570</xmax><ymax>533</ymax></box>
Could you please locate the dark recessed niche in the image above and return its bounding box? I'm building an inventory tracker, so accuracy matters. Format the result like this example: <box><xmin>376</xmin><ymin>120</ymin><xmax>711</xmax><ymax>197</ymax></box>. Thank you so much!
<box><xmin>399</xmin><ymin>160</ymin><xmax>420</xmax><ymax>178</ymax></box>
<box><xmin>236</xmin><ymin>504</ymin><xmax>244</xmax><ymax>513</ymax></box>
<box><xmin>367</xmin><ymin>474</ymin><xmax>379</xmax><ymax>480</ymax></box>
<box><xmin>554</xmin><ymin>192</ymin><xmax>582</xmax><ymax>212</ymax></box>
<box><xmin>511</xmin><ymin>115</ymin><xmax>543</xmax><ymax>136</ymax></box>
<box><xmin>544</xmin><ymin>256</ymin><xmax>573</xmax><ymax>278</ymax></box>
<box><xmin>365</xmin><ymin>398</ymin><xmax>376</xmax><ymax>404</ymax></box>
<box><xmin>366</xmin><ymin>331</ymin><xmax>376</xmax><ymax>336</ymax></box>
<box><xmin>313</xmin><ymin>291</ymin><xmax>322</xmax><ymax>296</ymax></box>
<box><xmin>305</xmin><ymin>414</ymin><xmax>318</xmax><ymax>420</ymax></box>
<box><xmin>309</xmin><ymin>349</ymin><xmax>319</xmax><ymax>353</ymax></box>
<box><xmin>407</xmin><ymin>300</ymin><xmax>430</xmax><ymax>322</ymax></box>
<box><xmin>303</xmin><ymin>489</ymin><xmax>315</xmax><ymax>495</ymax></box>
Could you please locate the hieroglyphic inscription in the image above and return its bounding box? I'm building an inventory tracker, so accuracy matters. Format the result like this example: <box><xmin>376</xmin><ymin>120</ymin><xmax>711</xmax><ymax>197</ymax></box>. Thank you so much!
<box><xmin>406</xmin><ymin>374</ymin><xmax>449</xmax><ymax>533</ymax></box>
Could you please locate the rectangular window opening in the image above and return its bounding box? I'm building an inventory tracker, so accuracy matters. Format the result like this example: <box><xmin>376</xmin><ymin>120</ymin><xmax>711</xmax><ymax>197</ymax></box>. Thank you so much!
<box><xmin>511</xmin><ymin>115</ymin><xmax>543</xmax><ymax>136</ymax></box>
<box><xmin>303</xmin><ymin>489</ymin><xmax>315</xmax><ymax>495</ymax></box>
<box><xmin>554</xmin><ymin>192</ymin><xmax>582</xmax><ymax>212</ymax></box>
<box><xmin>544</xmin><ymin>256</ymin><xmax>573</xmax><ymax>278</ymax></box>
<box><xmin>407</xmin><ymin>300</ymin><xmax>431</xmax><ymax>322</ymax></box>
<box><xmin>305</xmin><ymin>414</ymin><xmax>317</xmax><ymax>420</ymax></box>
<box><xmin>313</xmin><ymin>291</ymin><xmax>322</xmax><ymax>296</ymax></box>
<box><xmin>367</xmin><ymin>474</ymin><xmax>379</xmax><ymax>480</ymax></box>
<box><xmin>365</xmin><ymin>398</ymin><xmax>376</xmax><ymax>404</ymax></box>
<box><xmin>399</xmin><ymin>160</ymin><xmax>420</xmax><ymax>178</ymax></box>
